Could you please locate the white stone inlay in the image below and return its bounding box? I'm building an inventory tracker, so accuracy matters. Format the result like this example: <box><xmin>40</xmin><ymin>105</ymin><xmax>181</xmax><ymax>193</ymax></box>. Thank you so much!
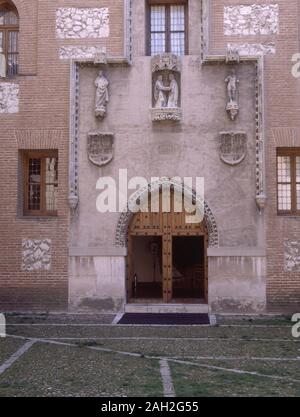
<box><xmin>227</xmin><ymin>42</ymin><xmax>276</xmax><ymax>56</ymax></box>
<box><xmin>59</xmin><ymin>46</ymin><xmax>106</xmax><ymax>60</ymax></box>
<box><xmin>224</xmin><ymin>4</ymin><xmax>279</xmax><ymax>36</ymax></box>
<box><xmin>284</xmin><ymin>240</ymin><xmax>300</xmax><ymax>272</ymax></box>
<box><xmin>56</xmin><ymin>8</ymin><xmax>109</xmax><ymax>39</ymax></box>
<box><xmin>22</xmin><ymin>239</ymin><xmax>51</xmax><ymax>271</ymax></box>
<box><xmin>0</xmin><ymin>82</ymin><xmax>19</xmax><ymax>113</ymax></box>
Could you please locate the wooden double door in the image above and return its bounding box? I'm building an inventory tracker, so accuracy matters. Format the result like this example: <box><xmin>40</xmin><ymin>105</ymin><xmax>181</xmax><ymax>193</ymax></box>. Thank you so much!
<box><xmin>127</xmin><ymin>195</ymin><xmax>208</xmax><ymax>303</ymax></box>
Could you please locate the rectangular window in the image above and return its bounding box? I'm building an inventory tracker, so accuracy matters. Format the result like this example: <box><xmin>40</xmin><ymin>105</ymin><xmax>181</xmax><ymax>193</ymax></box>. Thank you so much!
<box><xmin>23</xmin><ymin>151</ymin><xmax>58</xmax><ymax>217</ymax></box>
<box><xmin>277</xmin><ymin>149</ymin><xmax>300</xmax><ymax>215</ymax></box>
<box><xmin>148</xmin><ymin>1</ymin><xmax>188</xmax><ymax>56</ymax></box>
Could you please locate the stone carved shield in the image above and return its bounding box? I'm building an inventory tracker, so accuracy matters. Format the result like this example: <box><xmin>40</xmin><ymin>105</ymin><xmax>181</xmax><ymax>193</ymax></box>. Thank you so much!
<box><xmin>219</xmin><ymin>132</ymin><xmax>247</xmax><ymax>166</ymax></box>
<box><xmin>87</xmin><ymin>132</ymin><xmax>114</xmax><ymax>167</ymax></box>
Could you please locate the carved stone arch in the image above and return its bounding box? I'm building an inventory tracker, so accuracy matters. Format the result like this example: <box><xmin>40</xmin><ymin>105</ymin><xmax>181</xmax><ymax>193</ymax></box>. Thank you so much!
<box><xmin>115</xmin><ymin>178</ymin><xmax>219</xmax><ymax>248</ymax></box>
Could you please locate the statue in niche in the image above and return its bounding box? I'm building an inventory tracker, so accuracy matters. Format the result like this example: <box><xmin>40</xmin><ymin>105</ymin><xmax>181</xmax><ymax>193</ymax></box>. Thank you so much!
<box><xmin>225</xmin><ymin>68</ymin><xmax>239</xmax><ymax>121</ymax></box>
<box><xmin>95</xmin><ymin>70</ymin><xmax>109</xmax><ymax>119</ymax></box>
<box><xmin>154</xmin><ymin>73</ymin><xmax>179</xmax><ymax>109</ymax></box>
<box><xmin>154</xmin><ymin>75</ymin><xmax>171</xmax><ymax>108</ymax></box>
<box><xmin>167</xmin><ymin>74</ymin><xmax>179</xmax><ymax>108</ymax></box>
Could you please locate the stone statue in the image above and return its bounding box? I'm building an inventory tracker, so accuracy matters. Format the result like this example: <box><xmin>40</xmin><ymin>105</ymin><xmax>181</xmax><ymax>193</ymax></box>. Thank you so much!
<box><xmin>154</xmin><ymin>75</ymin><xmax>171</xmax><ymax>108</ymax></box>
<box><xmin>225</xmin><ymin>69</ymin><xmax>239</xmax><ymax>121</ymax></box>
<box><xmin>167</xmin><ymin>74</ymin><xmax>179</xmax><ymax>108</ymax></box>
<box><xmin>95</xmin><ymin>70</ymin><xmax>109</xmax><ymax>119</ymax></box>
<box><xmin>225</xmin><ymin>69</ymin><xmax>239</xmax><ymax>103</ymax></box>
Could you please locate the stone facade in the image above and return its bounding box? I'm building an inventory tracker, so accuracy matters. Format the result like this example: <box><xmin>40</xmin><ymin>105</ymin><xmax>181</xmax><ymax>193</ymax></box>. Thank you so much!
<box><xmin>56</xmin><ymin>7</ymin><xmax>110</xmax><ymax>39</ymax></box>
<box><xmin>224</xmin><ymin>4</ymin><xmax>279</xmax><ymax>36</ymax></box>
<box><xmin>0</xmin><ymin>0</ymin><xmax>299</xmax><ymax>314</ymax></box>
<box><xmin>22</xmin><ymin>240</ymin><xmax>51</xmax><ymax>272</ymax></box>
<box><xmin>0</xmin><ymin>82</ymin><xmax>19</xmax><ymax>113</ymax></box>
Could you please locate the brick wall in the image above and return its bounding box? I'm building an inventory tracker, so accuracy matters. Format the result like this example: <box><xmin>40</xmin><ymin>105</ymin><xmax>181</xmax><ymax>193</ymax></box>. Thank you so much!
<box><xmin>0</xmin><ymin>0</ymin><xmax>125</xmax><ymax>311</ymax></box>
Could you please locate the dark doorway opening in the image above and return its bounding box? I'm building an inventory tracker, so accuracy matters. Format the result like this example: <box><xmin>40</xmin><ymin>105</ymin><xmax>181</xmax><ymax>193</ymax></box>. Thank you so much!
<box><xmin>131</xmin><ymin>236</ymin><xmax>163</xmax><ymax>300</ymax></box>
<box><xmin>172</xmin><ymin>236</ymin><xmax>205</xmax><ymax>300</ymax></box>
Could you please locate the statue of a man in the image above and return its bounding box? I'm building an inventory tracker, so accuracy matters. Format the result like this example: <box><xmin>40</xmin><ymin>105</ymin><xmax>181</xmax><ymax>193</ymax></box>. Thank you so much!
<box><xmin>167</xmin><ymin>74</ymin><xmax>179</xmax><ymax>108</ymax></box>
<box><xmin>154</xmin><ymin>75</ymin><xmax>171</xmax><ymax>108</ymax></box>
<box><xmin>95</xmin><ymin>70</ymin><xmax>109</xmax><ymax>119</ymax></box>
<box><xmin>225</xmin><ymin>69</ymin><xmax>239</xmax><ymax>103</ymax></box>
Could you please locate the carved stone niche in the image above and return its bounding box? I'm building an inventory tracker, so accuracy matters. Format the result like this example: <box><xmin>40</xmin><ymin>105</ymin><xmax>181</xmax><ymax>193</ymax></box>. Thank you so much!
<box><xmin>151</xmin><ymin>53</ymin><xmax>182</xmax><ymax>123</ymax></box>
<box><xmin>87</xmin><ymin>132</ymin><xmax>114</xmax><ymax>167</ymax></box>
<box><xmin>219</xmin><ymin>131</ymin><xmax>247</xmax><ymax>166</ymax></box>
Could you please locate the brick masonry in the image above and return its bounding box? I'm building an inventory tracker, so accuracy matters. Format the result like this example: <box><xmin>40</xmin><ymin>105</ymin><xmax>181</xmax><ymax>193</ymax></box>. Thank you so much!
<box><xmin>0</xmin><ymin>0</ymin><xmax>124</xmax><ymax>311</ymax></box>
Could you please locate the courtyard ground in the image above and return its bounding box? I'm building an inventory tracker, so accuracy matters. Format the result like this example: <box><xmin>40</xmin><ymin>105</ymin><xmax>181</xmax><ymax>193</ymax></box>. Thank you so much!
<box><xmin>0</xmin><ymin>314</ymin><xmax>299</xmax><ymax>397</ymax></box>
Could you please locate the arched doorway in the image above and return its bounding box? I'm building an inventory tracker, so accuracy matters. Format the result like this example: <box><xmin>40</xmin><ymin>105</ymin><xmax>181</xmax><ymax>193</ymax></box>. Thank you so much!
<box><xmin>127</xmin><ymin>190</ymin><xmax>208</xmax><ymax>304</ymax></box>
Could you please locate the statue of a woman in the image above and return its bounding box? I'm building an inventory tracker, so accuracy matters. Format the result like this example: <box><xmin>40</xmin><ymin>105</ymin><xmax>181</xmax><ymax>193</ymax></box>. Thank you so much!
<box><xmin>167</xmin><ymin>74</ymin><xmax>179</xmax><ymax>108</ymax></box>
<box><xmin>154</xmin><ymin>75</ymin><xmax>171</xmax><ymax>108</ymax></box>
<box><xmin>95</xmin><ymin>70</ymin><xmax>109</xmax><ymax>119</ymax></box>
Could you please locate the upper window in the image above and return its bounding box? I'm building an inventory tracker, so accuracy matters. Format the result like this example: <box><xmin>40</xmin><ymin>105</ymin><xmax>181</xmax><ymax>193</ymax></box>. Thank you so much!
<box><xmin>0</xmin><ymin>2</ymin><xmax>19</xmax><ymax>77</ymax></box>
<box><xmin>277</xmin><ymin>148</ymin><xmax>300</xmax><ymax>216</ymax></box>
<box><xmin>148</xmin><ymin>1</ymin><xmax>188</xmax><ymax>56</ymax></box>
<box><xmin>22</xmin><ymin>151</ymin><xmax>58</xmax><ymax>217</ymax></box>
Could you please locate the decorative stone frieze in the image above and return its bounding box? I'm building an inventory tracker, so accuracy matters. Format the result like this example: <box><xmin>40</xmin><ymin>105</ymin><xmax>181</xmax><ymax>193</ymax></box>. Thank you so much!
<box><xmin>0</xmin><ymin>82</ymin><xmax>19</xmax><ymax>114</ymax></box>
<box><xmin>22</xmin><ymin>240</ymin><xmax>51</xmax><ymax>271</ymax></box>
<box><xmin>56</xmin><ymin>8</ymin><xmax>109</xmax><ymax>39</ymax></box>
<box><xmin>150</xmin><ymin>108</ymin><xmax>182</xmax><ymax>122</ymax></box>
<box><xmin>227</xmin><ymin>43</ymin><xmax>276</xmax><ymax>57</ymax></box>
<box><xmin>219</xmin><ymin>132</ymin><xmax>247</xmax><ymax>166</ymax></box>
<box><xmin>59</xmin><ymin>46</ymin><xmax>106</xmax><ymax>60</ymax></box>
<box><xmin>87</xmin><ymin>132</ymin><xmax>114</xmax><ymax>167</ymax></box>
<box><xmin>224</xmin><ymin>4</ymin><xmax>279</xmax><ymax>36</ymax></box>
<box><xmin>284</xmin><ymin>240</ymin><xmax>300</xmax><ymax>272</ymax></box>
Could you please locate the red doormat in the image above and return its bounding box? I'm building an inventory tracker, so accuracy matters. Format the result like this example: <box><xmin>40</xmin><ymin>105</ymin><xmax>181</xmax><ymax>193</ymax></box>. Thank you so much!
<box><xmin>117</xmin><ymin>313</ymin><xmax>210</xmax><ymax>325</ymax></box>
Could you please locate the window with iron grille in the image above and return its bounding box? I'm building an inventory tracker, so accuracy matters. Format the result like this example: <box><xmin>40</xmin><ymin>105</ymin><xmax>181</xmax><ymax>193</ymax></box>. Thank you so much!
<box><xmin>0</xmin><ymin>2</ymin><xmax>19</xmax><ymax>77</ymax></box>
<box><xmin>147</xmin><ymin>1</ymin><xmax>188</xmax><ymax>56</ymax></box>
<box><xmin>22</xmin><ymin>151</ymin><xmax>58</xmax><ymax>217</ymax></box>
<box><xmin>277</xmin><ymin>148</ymin><xmax>300</xmax><ymax>216</ymax></box>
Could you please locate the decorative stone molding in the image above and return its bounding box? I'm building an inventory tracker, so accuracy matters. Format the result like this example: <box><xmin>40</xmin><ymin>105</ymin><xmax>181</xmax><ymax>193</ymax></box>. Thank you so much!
<box><xmin>226</xmin><ymin>45</ymin><xmax>240</xmax><ymax>64</ymax></box>
<box><xmin>219</xmin><ymin>132</ymin><xmax>247</xmax><ymax>166</ymax></box>
<box><xmin>22</xmin><ymin>239</ymin><xmax>51</xmax><ymax>271</ymax></box>
<box><xmin>227</xmin><ymin>43</ymin><xmax>276</xmax><ymax>57</ymax></box>
<box><xmin>87</xmin><ymin>132</ymin><xmax>114</xmax><ymax>167</ymax></box>
<box><xmin>0</xmin><ymin>82</ymin><xmax>19</xmax><ymax>114</ymax></box>
<box><xmin>69</xmin><ymin>62</ymin><xmax>80</xmax><ymax>210</ymax></box>
<box><xmin>224</xmin><ymin>4</ymin><xmax>279</xmax><ymax>36</ymax></box>
<box><xmin>255</xmin><ymin>59</ymin><xmax>266</xmax><ymax>205</ymax></box>
<box><xmin>284</xmin><ymin>240</ymin><xmax>300</xmax><ymax>272</ymax></box>
<box><xmin>59</xmin><ymin>46</ymin><xmax>106</xmax><ymax>60</ymax></box>
<box><xmin>151</xmin><ymin>54</ymin><xmax>181</xmax><ymax>73</ymax></box>
<box><xmin>115</xmin><ymin>178</ymin><xmax>219</xmax><ymax>248</ymax></box>
<box><xmin>150</xmin><ymin>108</ymin><xmax>182</xmax><ymax>122</ymax></box>
<box><xmin>56</xmin><ymin>7</ymin><xmax>109</xmax><ymax>39</ymax></box>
